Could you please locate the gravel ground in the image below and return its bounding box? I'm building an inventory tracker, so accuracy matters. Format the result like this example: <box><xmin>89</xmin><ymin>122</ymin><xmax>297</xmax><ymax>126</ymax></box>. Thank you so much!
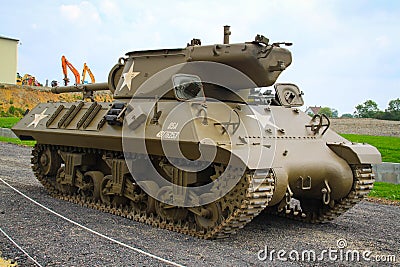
<box><xmin>0</xmin><ymin>142</ymin><xmax>399</xmax><ymax>267</ymax></box>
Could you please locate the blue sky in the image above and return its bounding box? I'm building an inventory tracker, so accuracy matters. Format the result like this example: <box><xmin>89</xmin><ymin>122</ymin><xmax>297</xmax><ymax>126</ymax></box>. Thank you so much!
<box><xmin>1</xmin><ymin>0</ymin><xmax>399</xmax><ymax>114</ymax></box>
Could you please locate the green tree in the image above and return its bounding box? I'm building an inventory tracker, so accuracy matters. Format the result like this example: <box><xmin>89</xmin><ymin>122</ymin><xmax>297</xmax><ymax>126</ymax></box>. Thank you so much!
<box><xmin>354</xmin><ymin>100</ymin><xmax>380</xmax><ymax>118</ymax></box>
<box><xmin>341</xmin><ymin>113</ymin><xmax>353</xmax><ymax>118</ymax></box>
<box><xmin>386</xmin><ymin>98</ymin><xmax>400</xmax><ymax>121</ymax></box>
<box><xmin>318</xmin><ymin>107</ymin><xmax>333</xmax><ymax>118</ymax></box>
<box><xmin>388</xmin><ymin>98</ymin><xmax>400</xmax><ymax>112</ymax></box>
<box><xmin>332</xmin><ymin>108</ymin><xmax>338</xmax><ymax>118</ymax></box>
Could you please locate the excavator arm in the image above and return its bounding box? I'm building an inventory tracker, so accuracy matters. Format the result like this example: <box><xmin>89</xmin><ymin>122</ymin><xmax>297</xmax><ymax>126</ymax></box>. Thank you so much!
<box><xmin>61</xmin><ymin>55</ymin><xmax>80</xmax><ymax>86</ymax></box>
<box><xmin>81</xmin><ymin>63</ymin><xmax>95</xmax><ymax>84</ymax></box>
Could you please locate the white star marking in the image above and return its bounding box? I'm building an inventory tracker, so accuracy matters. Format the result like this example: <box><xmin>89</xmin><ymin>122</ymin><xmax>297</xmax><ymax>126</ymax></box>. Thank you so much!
<box><xmin>27</xmin><ymin>108</ymin><xmax>49</xmax><ymax>128</ymax></box>
<box><xmin>246</xmin><ymin>107</ymin><xmax>279</xmax><ymax>129</ymax></box>
<box><xmin>120</xmin><ymin>62</ymin><xmax>140</xmax><ymax>91</ymax></box>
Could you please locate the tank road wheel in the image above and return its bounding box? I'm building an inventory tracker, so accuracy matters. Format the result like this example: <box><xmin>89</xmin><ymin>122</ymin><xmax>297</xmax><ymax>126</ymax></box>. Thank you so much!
<box><xmin>154</xmin><ymin>186</ymin><xmax>188</xmax><ymax>222</ymax></box>
<box><xmin>55</xmin><ymin>167</ymin><xmax>76</xmax><ymax>194</ymax></box>
<box><xmin>146</xmin><ymin>196</ymin><xmax>157</xmax><ymax>214</ymax></box>
<box><xmin>81</xmin><ymin>171</ymin><xmax>104</xmax><ymax>201</ymax></box>
<box><xmin>100</xmin><ymin>175</ymin><xmax>113</xmax><ymax>205</ymax></box>
<box><xmin>195</xmin><ymin>202</ymin><xmax>222</xmax><ymax>230</ymax></box>
<box><xmin>38</xmin><ymin>147</ymin><xmax>61</xmax><ymax>176</ymax></box>
<box><xmin>100</xmin><ymin>175</ymin><xmax>128</xmax><ymax>206</ymax></box>
<box><xmin>112</xmin><ymin>196</ymin><xmax>127</xmax><ymax>207</ymax></box>
<box><xmin>137</xmin><ymin>181</ymin><xmax>159</xmax><ymax>214</ymax></box>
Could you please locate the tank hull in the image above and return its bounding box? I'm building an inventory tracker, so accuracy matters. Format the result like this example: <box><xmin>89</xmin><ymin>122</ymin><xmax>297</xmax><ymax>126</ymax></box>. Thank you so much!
<box><xmin>12</xmin><ymin>98</ymin><xmax>380</xmax><ymax>238</ymax></box>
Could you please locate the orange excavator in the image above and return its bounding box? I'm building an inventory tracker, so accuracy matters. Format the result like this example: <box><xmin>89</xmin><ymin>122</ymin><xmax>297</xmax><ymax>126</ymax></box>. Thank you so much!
<box><xmin>61</xmin><ymin>55</ymin><xmax>80</xmax><ymax>86</ymax></box>
<box><xmin>81</xmin><ymin>63</ymin><xmax>95</xmax><ymax>84</ymax></box>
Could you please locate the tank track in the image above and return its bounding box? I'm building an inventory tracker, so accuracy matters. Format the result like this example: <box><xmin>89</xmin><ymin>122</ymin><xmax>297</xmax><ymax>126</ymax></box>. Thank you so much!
<box><xmin>266</xmin><ymin>165</ymin><xmax>375</xmax><ymax>223</ymax></box>
<box><xmin>31</xmin><ymin>144</ymin><xmax>275</xmax><ymax>239</ymax></box>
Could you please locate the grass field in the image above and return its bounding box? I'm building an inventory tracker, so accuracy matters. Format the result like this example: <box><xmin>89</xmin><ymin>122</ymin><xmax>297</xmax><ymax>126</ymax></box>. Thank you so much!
<box><xmin>0</xmin><ymin>117</ymin><xmax>20</xmax><ymax>128</ymax></box>
<box><xmin>0</xmin><ymin>136</ymin><xmax>35</xmax><ymax>146</ymax></box>
<box><xmin>340</xmin><ymin>134</ymin><xmax>400</xmax><ymax>163</ymax></box>
<box><xmin>369</xmin><ymin>182</ymin><xmax>400</xmax><ymax>201</ymax></box>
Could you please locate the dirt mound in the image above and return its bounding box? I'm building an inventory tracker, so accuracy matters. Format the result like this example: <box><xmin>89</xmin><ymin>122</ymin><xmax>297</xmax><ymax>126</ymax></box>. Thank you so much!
<box><xmin>0</xmin><ymin>84</ymin><xmax>112</xmax><ymax>116</ymax></box>
<box><xmin>331</xmin><ymin>118</ymin><xmax>400</xmax><ymax>137</ymax></box>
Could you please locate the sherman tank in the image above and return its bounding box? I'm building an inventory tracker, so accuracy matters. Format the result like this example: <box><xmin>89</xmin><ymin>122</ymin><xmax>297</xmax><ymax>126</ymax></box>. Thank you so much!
<box><xmin>12</xmin><ymin>26</ymin><xmax>381</xmax><ymax>239</ymax></box>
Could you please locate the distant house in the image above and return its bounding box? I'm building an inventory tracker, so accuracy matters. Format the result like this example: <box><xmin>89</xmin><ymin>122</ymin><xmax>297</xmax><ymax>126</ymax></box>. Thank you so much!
<box><xmin>0</xmin><ymin>35</ymin><xmax>19</xmax><ymax>84</ymax></box>
<box><xmin>305</xmin><ymin>106</ymin><xmax>321</xmax><ymax>116</ymax></box>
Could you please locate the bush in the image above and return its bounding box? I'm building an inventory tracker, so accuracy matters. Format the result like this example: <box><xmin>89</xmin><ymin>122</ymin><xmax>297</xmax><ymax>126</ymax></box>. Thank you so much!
<box><xmin>374</xmin><ymin>111</ymin><xmax>400</xmax><ymax>121</ymax></box>
<box><xmin>341</xmin><ymin>113</ymin><xmax>353</xmax><ymax>118</ymax></box>
<box><xmin>6</xmin><ymin>106</ymin><xmax>25</xmax><ymax>117</ymax></box>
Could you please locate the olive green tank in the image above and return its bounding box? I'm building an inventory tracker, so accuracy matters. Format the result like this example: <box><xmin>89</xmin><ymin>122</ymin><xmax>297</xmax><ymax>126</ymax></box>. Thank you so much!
<box><xmin>12</xmin><ymin>26</ymin><xmax>381</xmax><ymax>239</ymax></box>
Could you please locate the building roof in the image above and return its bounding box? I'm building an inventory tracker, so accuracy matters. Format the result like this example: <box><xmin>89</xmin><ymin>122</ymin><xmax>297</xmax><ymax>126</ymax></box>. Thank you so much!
<box><xmin>306</xmin><ymin>106</ymin><xmax>321</xmax><ymax>114</ymax></box>
<box><xmin>0</xmin><ymin>35</ymin><xmax>19</xmax><ymax>42</ymax></box>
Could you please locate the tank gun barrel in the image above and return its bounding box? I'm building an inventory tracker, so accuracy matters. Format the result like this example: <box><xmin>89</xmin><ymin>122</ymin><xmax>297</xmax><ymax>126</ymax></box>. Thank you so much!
<box><xmin>51</xmin><ymin>82</ymin><xmax>109</xmax><ymax>94</ymax></box>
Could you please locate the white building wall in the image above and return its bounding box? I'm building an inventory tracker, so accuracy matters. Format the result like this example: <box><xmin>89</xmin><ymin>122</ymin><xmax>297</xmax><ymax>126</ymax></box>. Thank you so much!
<box><xmin>0</xmin><ymin>37</ymin><xmax>18</xmax><ymax>84</ymax></box>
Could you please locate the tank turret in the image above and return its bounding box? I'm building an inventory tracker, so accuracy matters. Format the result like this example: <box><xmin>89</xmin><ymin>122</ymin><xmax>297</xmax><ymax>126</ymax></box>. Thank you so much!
<box><xmin>53</xmin><ymin>26</ymin><xmax>292</xmax><ymax>102</ymax></box>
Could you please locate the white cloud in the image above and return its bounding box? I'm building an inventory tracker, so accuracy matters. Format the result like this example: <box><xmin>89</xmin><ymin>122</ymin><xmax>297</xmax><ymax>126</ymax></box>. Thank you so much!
<box><xmin>376</xmin><ymin>35</ymin><xmax>390</xmax><ymax>48</ymax></box>
<box><xmin>99</xmin><ymin>0</ymin><xmax>120</xmax><ymax>18</ymax></box>
<box><xmin>59</xmin><ymin>1</ymin><xmax>101</xmax><ymax>25</ymax></box>
<box><xmin>60</xmin><ymin>4</ymin><xmax>81</xmax><ymax>22</ymax></box>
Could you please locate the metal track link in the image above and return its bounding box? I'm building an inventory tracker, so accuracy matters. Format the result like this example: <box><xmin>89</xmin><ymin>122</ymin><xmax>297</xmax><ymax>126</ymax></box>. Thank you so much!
<box><xmin>31</xmin><ymin>144</ymin><xmax>275</xmax><ymax>239</ymax></box>
<box><xmin>267</xmin><ymin>164</ymin><xmax>375</xmax><ymax>223</ymax></box>
<box><xmin>204</xmin><ymin>171</ymin><xmax>275</xmax><ymax>239</ymax></box>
